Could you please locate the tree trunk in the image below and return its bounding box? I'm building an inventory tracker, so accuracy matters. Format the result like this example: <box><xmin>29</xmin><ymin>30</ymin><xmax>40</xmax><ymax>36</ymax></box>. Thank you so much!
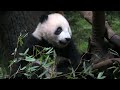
<box><xmin>89</xmin><ymin>11</ymin><xmax>107</xmax><ymax>63</ymax></box>
<box><xmin>92</xmin><ymin>11</ymin><xmax>105</xmax><ymax>48</ymax></box>
<box><xmin>0</xmin><ymin>11</ymin><xmax>49</xmax><ymax>74</ymax></box>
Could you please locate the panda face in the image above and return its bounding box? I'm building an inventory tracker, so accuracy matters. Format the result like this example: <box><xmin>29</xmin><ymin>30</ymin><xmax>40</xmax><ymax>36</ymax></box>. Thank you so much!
<box><xmin>33</xmin><ymin>13</ymin><xmax>72</xmax><ymax>48</ymax></box>
<box><xmin>54</xmin><ymin>26</ymin><xmax>72</xmax><ymax>47</ymax></box>
<box><xmin>45</xmin><ymin>13</ymin><xmax>72</xmax><ymax>48</ymax></box>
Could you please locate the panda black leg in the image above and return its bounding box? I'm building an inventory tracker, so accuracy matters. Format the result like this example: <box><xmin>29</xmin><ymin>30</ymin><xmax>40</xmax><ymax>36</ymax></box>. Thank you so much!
<box><xmin>55</xmin><ymin>39</ymin><xmax>81</xmax><ymax>76</ymax></box>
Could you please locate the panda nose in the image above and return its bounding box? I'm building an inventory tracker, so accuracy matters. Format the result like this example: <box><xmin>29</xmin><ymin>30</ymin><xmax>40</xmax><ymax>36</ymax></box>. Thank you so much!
<box><xmin>65</xmin><ymin>38</ymin><xmax>71</xmax><ymax>42</ymax></box>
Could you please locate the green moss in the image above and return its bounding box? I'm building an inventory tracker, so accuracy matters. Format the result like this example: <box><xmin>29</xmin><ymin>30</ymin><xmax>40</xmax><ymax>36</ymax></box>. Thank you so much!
<box><xmin>106</xmin><ymin>13</ymin><xmax>120</xmax><ymax>35</ymax></box>
<box><xmin>66</xmin><ymin>11</ymin><xmax>120</xmax><ymax>53</ymax></box>
<box><xmin>65</xmin><ymin>11</ymin><xmax>92</xmax><ymax>53</ymax></box>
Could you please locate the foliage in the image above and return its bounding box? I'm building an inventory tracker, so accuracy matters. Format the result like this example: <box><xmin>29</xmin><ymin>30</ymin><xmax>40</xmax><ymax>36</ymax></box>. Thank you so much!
<box><xmin>1</xmin><ymin>11</ymin><xmax>120</xmax><ymax>79</ymax></box>
<box><xmin>9</xmin><ymin>34</ymin><xmax>56</xmax><ymax>79</ymax></box>
<box><xmin>106</xmin><ymin>11</ymin><xmax>120</xmax><ymax>35</ymax></box>
<box><xmin>65</xmin><ymin>11</ymin><xmax>92</xmax><ymax>53</ymax></box>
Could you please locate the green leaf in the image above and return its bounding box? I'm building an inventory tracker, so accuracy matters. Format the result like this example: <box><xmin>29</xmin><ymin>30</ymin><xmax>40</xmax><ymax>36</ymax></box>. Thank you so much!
<box><xmin>43</xmin><ymin>47</ymin><xmax>51</xmax><ymax>51</ymax></box>
<box><xmin>23</xmin><ymin>33</ymin><xmax>28</xmax><ymax>38</ymax></box>
<box><xmin>24</xmin><ymin>48</ymin><xmax>29</xmax><ymax>55</ymax></box>
<box><xmin>25</xmin><ymin>56</ymin><xmax>36</xmax><ymax>62</ymax></box>
<box><xmin>9</xmin><ymin>58</ymin><xmax>17</xmax><ymax>67</ymax></box>
<box><xmin>24</xmin><ymin>73</ymin><xmax>31</xmax><ymax>77</ymax></box>
<box><xmin>27</xmin><ymin>66</ymin><xmax>39</xmax><ymax>72</ymax></box>
<box><xmin>97</xmin><ymin>72</ymin><xmax>106</xmax><ymax>79</ymax></box>
<box><xmin>109</xmin><ymin>48</ymin><xmax>119</xmax><ymax>57</ymax></box>
<box><xmin>14</xmin><ymin>48</ymin><xmax>17</xmax><ymax>53</ymax></box>
<box><xmin>47</xmin><ymin>61</ymin><xmax>55</xmax><ymax>66</ymax></box>
<box><xmin>46</xmin><ymin>48</ymin><xmax>54</xmax><ymax>54</ymax></box>
<box><xmin>44</xmin><ymin>55</ymin><xmax>50</xmax><ymax>65</ymax></box>
<box><xmin>107</xmin><ymin>66</ymin><xmax>117</xmax><ymax>70</ymax></box>
<box><xmin>83</xmin><ymin>61</ymin><xmax>92</xmax><ymax>74</ymax></box>
<box><xmin>19</xmin><ymin>53</ymin><xmax>25</xmax><ymax>56</ymax></box>
<box><xmin>20</xmin><ymin>66</ymin><xmax>26</xmax><ymax>70</ymax></box>
<box><xmin>113</xmin><ymin>67</ymin><xmax>119</xmax><ymax>74</ymax></box>
<box><xmin>71</xmin><ymin>68</ymin><xmax>75</xmax><ymax>78</ymax></box>
<box><xmin>38</xmin><ymin>70</ymin><xmax>48</xmax><ymax>78</ymax></box>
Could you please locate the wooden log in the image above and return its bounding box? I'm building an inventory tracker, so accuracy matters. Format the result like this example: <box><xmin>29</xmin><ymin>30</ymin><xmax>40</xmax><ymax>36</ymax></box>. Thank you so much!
<box><xmin>92</xmin><ymin>58</ymin><xmax>120</xmax><ymax>70</ymax></box>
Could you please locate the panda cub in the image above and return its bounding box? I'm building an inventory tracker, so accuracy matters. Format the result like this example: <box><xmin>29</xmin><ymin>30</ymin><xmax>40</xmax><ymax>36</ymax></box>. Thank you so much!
<box><xmin>13</xmin><ymin>13</ymin><xmax>81</xmax><ymax>78</ymax></box>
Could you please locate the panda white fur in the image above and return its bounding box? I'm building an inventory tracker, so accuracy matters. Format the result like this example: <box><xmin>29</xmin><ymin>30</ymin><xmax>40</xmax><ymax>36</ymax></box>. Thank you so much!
<box><xmin>12</xmin><ymin>13</ymin><xmax>81</xmax><ymax>78</ymax></box>
<box><xmin>32</xmin><ymin>13</ymin><xmax>72</xmax><ymax>48</ymax></box>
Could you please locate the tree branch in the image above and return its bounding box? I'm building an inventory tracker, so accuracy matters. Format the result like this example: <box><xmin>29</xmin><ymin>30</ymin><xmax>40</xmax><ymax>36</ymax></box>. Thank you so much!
<box><xmin>92</xmin><ymin>58</ymin><xmax>120</xmax><ymax>70</ymax></box>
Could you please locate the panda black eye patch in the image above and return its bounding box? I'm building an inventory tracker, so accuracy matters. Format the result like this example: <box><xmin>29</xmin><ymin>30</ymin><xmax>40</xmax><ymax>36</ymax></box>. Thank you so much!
<box><xmin>54</xmin><ymin>27</ymin><xmax>63</xmax><ymax>35</ymax></box>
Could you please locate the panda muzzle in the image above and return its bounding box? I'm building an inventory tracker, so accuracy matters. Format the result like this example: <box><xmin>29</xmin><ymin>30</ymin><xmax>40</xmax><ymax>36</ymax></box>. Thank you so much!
<box><xmin>59</xmin><ymin>38</ymin><xmax>71</xmax><ymax>45</ymax></box>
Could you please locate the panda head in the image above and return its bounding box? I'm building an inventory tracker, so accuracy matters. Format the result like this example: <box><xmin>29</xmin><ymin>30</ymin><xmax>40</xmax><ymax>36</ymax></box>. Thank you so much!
<box><xmin>33</xmin><ymin>13</ymin><xmax>72</xmax><ymax>48</ymax></box>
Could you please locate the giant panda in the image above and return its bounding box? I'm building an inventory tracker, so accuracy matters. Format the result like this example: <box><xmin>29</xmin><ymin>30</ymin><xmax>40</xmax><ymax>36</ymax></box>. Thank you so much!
<box><xmin>11</xmin><ymin>13</ymin><xmax>81</xmax><ymax>79</ymax></box>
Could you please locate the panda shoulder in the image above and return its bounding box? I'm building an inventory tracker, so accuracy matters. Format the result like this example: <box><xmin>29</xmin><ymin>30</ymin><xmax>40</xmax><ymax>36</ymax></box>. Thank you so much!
<box><xmin>23</xmin><ymin>34</ymin><xmax>43</xmax><ymax>49</ymax></box>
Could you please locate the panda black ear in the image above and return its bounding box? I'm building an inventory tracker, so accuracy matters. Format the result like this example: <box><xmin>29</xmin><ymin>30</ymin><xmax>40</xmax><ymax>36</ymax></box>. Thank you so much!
<box><xmin>39</xmin><ymin>14</ymin><xmax>48</xmax><ymax>23</ymax></box>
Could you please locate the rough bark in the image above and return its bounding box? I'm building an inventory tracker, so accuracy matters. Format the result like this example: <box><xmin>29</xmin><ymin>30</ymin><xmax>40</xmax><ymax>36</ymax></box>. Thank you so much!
<box><xmin>0</xmin><ymin>11</ymin><xmax>49</xmax><ymax>74</ymax></box>
<box><xmin>92</xmin><ymin>12</ymin><xmax>105</xmax><ymax>48</ymax></box>
<box><xmin>89</xmin><ymin>11</ymin><xmax>107</xmax><ymax>63</ymax></box>
<box><xmin>92</xmin><ymin>58</ymin><xmax>120</xmax><ymax>70</ymax></box>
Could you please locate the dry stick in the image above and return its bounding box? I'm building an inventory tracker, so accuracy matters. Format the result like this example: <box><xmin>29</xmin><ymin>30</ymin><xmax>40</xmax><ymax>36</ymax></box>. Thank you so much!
<box><xmin>92</xmin><ymin>58</ymin><xmax>120</xmax><ymax>70</ymax></box>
